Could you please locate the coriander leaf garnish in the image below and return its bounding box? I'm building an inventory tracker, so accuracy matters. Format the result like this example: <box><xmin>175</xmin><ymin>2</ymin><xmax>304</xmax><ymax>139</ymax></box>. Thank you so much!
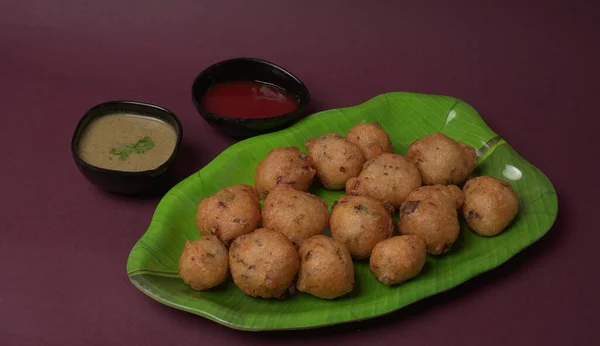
<box><xmin>133</xmin><ymin>136</ymin><xmax>155</xmax><ymax>153</ymax></box>
<box><xmin>109</xmin><ymin>136</ymin><xmax>155</xmax><ymax>160</ymax></box>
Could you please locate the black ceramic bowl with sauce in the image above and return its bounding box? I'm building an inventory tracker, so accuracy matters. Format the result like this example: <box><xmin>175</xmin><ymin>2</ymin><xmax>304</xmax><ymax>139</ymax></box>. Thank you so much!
<box><xmin>71</xmin><ymin>101</ymin><xmax>183</xmax><ymax>195</ymax></box>
<box><xmin>191</xmin><ymin>58</ymin><xmax>310</xmax><ymax>138</ymax></box>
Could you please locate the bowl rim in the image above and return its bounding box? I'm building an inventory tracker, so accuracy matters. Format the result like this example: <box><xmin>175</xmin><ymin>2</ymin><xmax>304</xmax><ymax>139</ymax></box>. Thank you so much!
<box><xmin>71</xmin><ymin>100</ymin><xmax>184</xmax><ymax>177</ymax></box>
<box><xmin>191</xmin><ymin>57</ymin><xmax>310</xmax><ymax>124</ymax></box>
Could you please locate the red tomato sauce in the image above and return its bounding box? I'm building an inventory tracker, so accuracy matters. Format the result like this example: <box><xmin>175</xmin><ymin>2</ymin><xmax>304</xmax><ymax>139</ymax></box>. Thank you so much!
<box><xmin>201</xmin><ymin>81</ymin><xmax>298</xmax><ymax>119</ymax></box>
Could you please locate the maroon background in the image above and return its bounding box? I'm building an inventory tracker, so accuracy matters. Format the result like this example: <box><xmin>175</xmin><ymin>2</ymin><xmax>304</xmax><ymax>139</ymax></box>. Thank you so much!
<box><xmin>1</xmin><ymin>1</ymin><xmax>599</xmax><ymax>345</ymax></box>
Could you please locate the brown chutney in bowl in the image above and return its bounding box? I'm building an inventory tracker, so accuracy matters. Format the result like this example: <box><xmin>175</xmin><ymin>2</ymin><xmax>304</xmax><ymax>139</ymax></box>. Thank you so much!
<box><xmin>71</xmin><ymin>101</ymin><xmax>183</xmax><ymax>195</ymax></box>
<box><xmin>77</xmin><ymin>113</ymin><xmax>177</xmax><ymax>172</ymax></box>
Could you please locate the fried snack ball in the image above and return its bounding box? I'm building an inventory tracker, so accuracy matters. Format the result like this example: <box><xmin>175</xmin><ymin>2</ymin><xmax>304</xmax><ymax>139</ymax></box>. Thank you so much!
<box><xmin>178</xmin><ymin>236</ymin><xmax>229</xmax><ymax>291</ymax></box>
<box><xmin>229</xmin><ymin>228</ymin><xmax>300</xmax><ymax>299</ymax></box>
<box><xmin>462</xmin><ymin>176</ymin><xmax>519</xmax><ymax>236</ymax></box>
<box><xmin>262</xmin><ymin>185</ymin><xmax>329</xmax><ymax>246</ymax></box>
<box><xmin>254</xmin><ymin>147</ymin><xmax>316</xmax><ymax>199</ymax></box>
<box><xmin>346</xmin><ymin>122</ymin><xmax>393</xmax><ymax>160</ymax></box>
<box><xmin>346</xmin><ymin>153</ymin><xmax>422</xmax><ymax>209</ymax></box>
<box><xmin>330</xmin><ymin>195</ymin><xmax>394</xmax><ymax>259</ymax></box>
<box><xmin>297</xmin><ymin>235</ymin><xmax>354</xmax><ymax>299</ymax></box>
<box><xmin>304</xmin><ymin>133</ymin><xmax>365</xmax><ymax>189</ymax></box>
<box><xmin>407</xmin><ymin>184</ymin><xmax>465</xmax><ymax>209</ymax></box>
<box><xmin>227</xmin><ymin>184</ymin><xmax>261</xmax><ymax>200</ymax></box>
<box><xmin>397</xmin><ymin>185</ymin><xmax>464</xmax><ymax>255</ymax></box>
<box><xmin>196</xmin><ymin>184</ymin><xmax>261</xmax><ymax>246</ymax></box>
<box><xmin>407</xmin><ymin>133</ymin><xmax>477</xmax><ymax>185</ymax></box>
<box><xmin>370</xmin><ymin>235</ymin><xmax>427</xmax><ymax>285</ymax></box>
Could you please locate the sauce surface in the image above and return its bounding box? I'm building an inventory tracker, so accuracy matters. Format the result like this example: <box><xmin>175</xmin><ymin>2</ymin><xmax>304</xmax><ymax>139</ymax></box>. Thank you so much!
<box><xmin>77</xmin><ymin>114</ymin><xmax>177</xmax><ymax>172</ymax></box>
<box><xmin>201</xmin><ymin>81</ymin><xmax>298</xmax><ymax>119</ymax></box>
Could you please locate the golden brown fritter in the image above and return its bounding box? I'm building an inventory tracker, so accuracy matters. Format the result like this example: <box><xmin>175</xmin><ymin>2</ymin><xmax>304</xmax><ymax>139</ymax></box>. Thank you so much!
<box><xmin>406</xmin><ymin>184</ymin><xmax>465</xmax><ymax>209</ymax></box>
<box><xmin>296</xmin><ymin>235</ymin><xmax>354</xmax><ymax>299</ymax></box>
<box><xmin>254</xmin><ymin>146</ymin><xmax>316</xmax><ymax>199</ymax></box>
<box><xmin>196</xmin><ymin>184</ymin><xmax>261</xmax><ymax>246</ymax></box>
<box><xmin>407</xmin><ymin>133</ymin><xmax>477</xmax><ymax>185</ymax></box>
<box><xmin>261</xmin><ymin>185</ymin><xmax>329</xmax><ymax>246</ymax></box>
<box><xmin>346</xmin><ymin>122</ymin><xmax>393</xmax><ymax>160</ymax></box>
<box><xmin>227</xmin><ymin>184</ymin><xmax>261</xmax><ymax>202</ymax></box>
<box><xmin>462</xmin><ymin>176</ymin><xmax>519</xmax><ymax>236</ymax></box>
<box><xmin>329</xmin><ymin>195</ymin><xmax>394</xmax><ymax>259</ymax></box>
<box><xmin>178</xmin><ymin>236</ymin><xmax>229</xmax><ymax>291</ymax></box>
<box><xmin>397</xmin><ymin>185</ymin><xmax>464</xmax><ymax>255</ymax></box>
<box><xmin>229</xmin><ymin>228</ymin><xmax>300</xmax><ymax>299</ymax></box>
<box><xmin>346</xmin><ymin>153</ymin><xmax>422</xmax><ymax>209</ymax></box>
<box><xmin>370</xmin><ymin>235</ymin><xmax>427</xmax><ymax>285</ymax></box>
<box><xmin>304</xmin><ymin>133</ymin><xmax>365</xmax><ymax>190</ymax></box>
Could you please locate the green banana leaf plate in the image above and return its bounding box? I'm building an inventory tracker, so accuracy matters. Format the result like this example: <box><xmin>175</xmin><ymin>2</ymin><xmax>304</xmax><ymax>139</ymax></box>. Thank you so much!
<box><xmin>126</xmin><ymin>92</ymin><xmax>558</xmax><ymax>331</ymax></box>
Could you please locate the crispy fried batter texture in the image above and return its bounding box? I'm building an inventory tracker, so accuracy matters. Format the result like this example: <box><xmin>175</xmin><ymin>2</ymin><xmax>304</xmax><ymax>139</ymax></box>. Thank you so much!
<box><xmin>178</xmin><ymin>236</ymin><xmax>229</xmax><ymax>291</ymax></box>
<box><xmin>346</xmin><ymin>122</ymin><xmax>393</xmax><ymax>160</ymax></box>
<box><xmin>196</xmin><ymin>184</ymin><xmax>261</xmax><ymax>246</ymax></box>
<box><xmin>254</xmin><ymin>146</ymin><xmax>316</xmax><ymax>199</ymax></box>
<box><xmin>330</xmin><ymin>195</ymin><xmax>394</xmax><ymax>259</ymax></box>
<box><xmin>397</xmin><ymin>185</ymin><xmax>464</xmax><ymax>255</ymax></box>
<box><xmin>462</xmin><ymin>176</ymin><xmax>519</xmax><ymax>236</ymax></box>
<box><xmin>305</xmin><ymin>133</ymin><xmax>365</xmax><ymax>190</ymax></box>
<box><xmin>407</xmin><ymin>133</ymin><xmax>477</xmax><ymax>185</ymax></box>
<box><xmin>370</xmin><ymin>235</ymin><xmax>427</xmax><ymax>285</ymax></box>
<box><xmin>346</xmin><ymin>153</ymin><xmax>422</xmax><ymax>208</ymax></box>
<box><xmin>297</xmin><ymin>235</ymin><xmax>354</xmax><ymax>299</ymax></box>
<box><xmin>229</xmin><ymin>228</ymin><xmax>300</xmax><ymax>299</ymax></box>
<box><xmin>262</xmin><ymin>185</ymin><xmax>329</xmax><ymax>246</ymax></box>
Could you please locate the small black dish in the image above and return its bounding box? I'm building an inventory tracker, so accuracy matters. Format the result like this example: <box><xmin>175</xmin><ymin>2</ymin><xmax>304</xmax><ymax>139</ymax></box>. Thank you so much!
<box><xmin>71</xmin><ymin>101</ymin><xmax>183</xmax><ymax>195</ymax></box>
<box><xmin>191</xmin><ymin>57</ymin><xmax>310</xmax><ymax>138</ymax></box>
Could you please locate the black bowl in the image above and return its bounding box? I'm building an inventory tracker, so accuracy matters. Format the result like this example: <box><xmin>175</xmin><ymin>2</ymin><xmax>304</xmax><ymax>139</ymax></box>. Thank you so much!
<box><xmin>191</xmin><ymin>57</ymin><xmax>309</xmax><ymax>138</ymax></box>
<box><xmin>71</xmin><ymin>101</ymin><xmax>183</xmax><ymax>195</ymax></box>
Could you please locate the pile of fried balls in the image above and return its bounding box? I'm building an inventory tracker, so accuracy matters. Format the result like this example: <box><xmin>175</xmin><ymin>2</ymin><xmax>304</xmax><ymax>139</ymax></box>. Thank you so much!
<box><xmin>178</xmin><ymin>123</ymin><xmax>520</xmax><ymax>299</ymax></box>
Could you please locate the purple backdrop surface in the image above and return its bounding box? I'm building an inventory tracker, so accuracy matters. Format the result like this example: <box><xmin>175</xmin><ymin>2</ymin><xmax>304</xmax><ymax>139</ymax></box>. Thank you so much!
<box><xmin>1</xmin><ymin>1</ymin><xmax>598</xmax><ymax>345</ymax></box>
